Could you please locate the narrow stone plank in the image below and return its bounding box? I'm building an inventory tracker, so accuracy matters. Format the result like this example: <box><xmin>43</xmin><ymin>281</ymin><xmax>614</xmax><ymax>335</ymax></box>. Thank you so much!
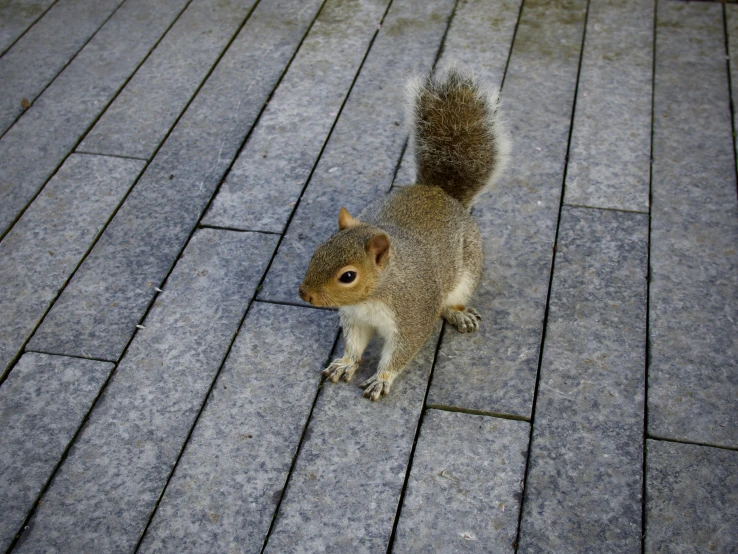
<box><xmin>730</xmin><ymin>5</ymin><xmax>738</xmax><ymax>157</ymax></box>
<box><xmin>257</xmin><ymin>0</ymin><xmax>456</xmax><ymax>303</ymax></box>
<box><xmin>0</xmin><ymin>0</ymin><xmax>124</xmax><ymax>134</ymax></box>
<box><xmin>390</xmin><ymin>0</ymin><xmax>523</xmax><ymax>189</ymax></box>
<box><xmin>649</xmin><ymin>0</ymin><xmax>738</xmax><ymax>448</ymax></box>
<box><xmin>518</xmin><ymin>207</ymin><xmax>648</xmax><ymax>553</ymax></box>
<box><xmin>646</xmin><ymin>440</ymin><xmax>738</xmax><ymax>554</ymax></box>
<box><xmin>0</xmin><ymin>353</ymin><xmax>112</xmax><ymax>552</ymax></box>
<box><xmin>28</xmin><ymin>0</ymin><xmax>325</xmax><ymax>361</ymax></box>
<box><xmin>0</xmin><ymin>0</ymin><xmax>56</xmax><ymax>55</ymax></box>
<box><xmin>429</xmin><ymin>0</ymin><xmax>588</xmax><ymax>418</ymax></box>
<box><xmin>13</xmin><ymin>229</ymin><xmax>278</xmax><ymax>553</ymax></box>
<box><xmin>263</xmin><ymin>328</ymin><xmax>441</xmax><ymax>553</ymax></box>
<box><xmin>77</xmin><ymin>0</ymin><xmax>257</xmax><ymax>160</ymax></box>
<box><xmin>138</xmin><ymin>302</ymin><xmax>338</xmax><ymax>554</ymax></box>
<box><xmin>0</xmin><ymin>0</ymin><xmax>190</xmax><ymax>237</ymax></box>
<box><xmin>202</xmin><ymin>0</ymin><xmax>391</xmax><ymax>233</ymax></box>
<box><xmin>563</xmin><ymin>0</ymin><xmax>653</xmax><ymax>212</ymax></box>
<box><xmin>393</xmin><ymin>410</ymin><xmax>529</xmax><ymax>553</ymax></box>
<box><xmin>0</xmin><ymin>154</ymin><xmax>144</xmax><ymax>377</ymax></box>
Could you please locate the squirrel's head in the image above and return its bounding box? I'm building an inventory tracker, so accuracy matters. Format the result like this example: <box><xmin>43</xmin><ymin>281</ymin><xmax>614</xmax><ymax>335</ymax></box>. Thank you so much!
<box><xmin>299</xmin><ymin>207</ymin><xmax>390</xmax><ymax>308</ymax></box>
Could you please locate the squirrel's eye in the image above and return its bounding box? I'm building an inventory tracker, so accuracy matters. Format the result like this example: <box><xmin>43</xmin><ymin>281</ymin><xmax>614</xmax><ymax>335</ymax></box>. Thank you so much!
<box><xmin>339</xmin><ymin>271</ymin><xmax>357</xmax><ymax>284</ymax></box>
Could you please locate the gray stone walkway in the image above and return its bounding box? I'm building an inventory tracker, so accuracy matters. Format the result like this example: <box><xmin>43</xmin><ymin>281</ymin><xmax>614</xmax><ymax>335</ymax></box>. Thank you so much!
<box><xmin>0</xmin><ymin>0</ymin><xmax>736</xmax><ymax>552</ymax></box>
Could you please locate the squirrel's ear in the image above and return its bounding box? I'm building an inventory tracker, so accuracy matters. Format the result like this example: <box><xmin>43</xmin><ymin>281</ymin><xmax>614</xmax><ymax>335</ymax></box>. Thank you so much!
<box><xmin>338</xmin><ymin>207</ymin><xmax>359</xmax><ymax>230</ymax></box>
<box><xmin>366</xmin><ymin>233</ymin><xmax>390</xmax><ymax>267</ymax></box>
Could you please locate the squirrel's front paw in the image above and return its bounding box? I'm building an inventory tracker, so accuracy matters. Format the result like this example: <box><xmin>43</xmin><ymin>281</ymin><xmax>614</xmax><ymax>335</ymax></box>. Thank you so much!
<box><xmin>443</xmin><ymin>306</ymin><xmax>482</xmax><ymax>333</ymax></box>
<box><xmin>322</xmin><ymin>357</ymin><xmax>358</xmax><ymax>383</ymax></box>
<box><xmin>360</xmin><ymin>373</ymin><xmax>392</xmax><ymax>401</ymax></box>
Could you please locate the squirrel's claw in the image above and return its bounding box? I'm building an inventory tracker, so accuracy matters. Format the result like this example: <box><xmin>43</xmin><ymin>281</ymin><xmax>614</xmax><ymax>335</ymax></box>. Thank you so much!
<box><xmin>360</xmin><ymin>374</ymin><xmax>391</xmax><ymax>401</ymax></box>
<box><xmin>322</xmin><ymin>358</ymin><xmax>358</xmax><ymax>383</ymax></box>
<box><xmin>443</xmin><ymin>306</ymin><xmax>482</xmax><ymax>334</ymax></box>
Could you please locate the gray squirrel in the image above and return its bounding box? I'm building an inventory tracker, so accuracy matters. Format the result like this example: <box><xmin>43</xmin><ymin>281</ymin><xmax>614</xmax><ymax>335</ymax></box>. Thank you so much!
<box><xmin>299</xmin><ymin>67</ymin><xmax>511</xmax><ymax>400</ymax></box>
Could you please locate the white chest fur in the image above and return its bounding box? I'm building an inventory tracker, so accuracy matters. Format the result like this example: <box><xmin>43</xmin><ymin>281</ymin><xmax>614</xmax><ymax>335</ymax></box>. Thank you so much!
<box><xmin>340</xmin><ymin>300</ymin><xmax>397</xmax><ymax>339</ymax></box>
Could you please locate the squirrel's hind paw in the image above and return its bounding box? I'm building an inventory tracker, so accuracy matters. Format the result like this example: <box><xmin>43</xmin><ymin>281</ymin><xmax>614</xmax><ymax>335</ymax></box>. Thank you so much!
<box><xmin>322</xmin><ymin>358</ymin><xmax>359</xmax><ymax>383</ymax></box>
<box><xmin>443</xmin><ymin>306</ymin><xmax>482</xmax><ymax>333</ymax></box>
<box><xmin>360</xmin><ymin>373</ymin><xmax>391</xmax><ymax>401</ymax></box>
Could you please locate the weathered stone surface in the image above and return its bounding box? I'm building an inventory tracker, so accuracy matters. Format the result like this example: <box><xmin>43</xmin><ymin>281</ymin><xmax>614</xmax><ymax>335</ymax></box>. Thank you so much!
<box><xmin>564</xmin><ymin>0</ymin><xmax>653</xmax><ymax>212</ymax></box>
<box><xmin>648</xmin><ymin>0</ymin><xmax>738</xmax><ymax>449</ymax></box>
<box><xmin>0</xmin><ymin>0</ymin><xmax>190</xmax><ymax>237</ymax></box>
<box><xmin>0</xmin><ymin>154</ymin><xmax>144</xmax><ymax>376</ymax></box>
<box><xmin>646</xmin><ymin>440</ymin><xmax>738</xmax><ymax>554</ymax></box>
<box><xmin>0</xmin><ymin>0</ymin><xmax>124</xmax><ymax>135</ymax></box>
<box><xmin>429</xmin><ymin>0</ymin><xmax>588</xmax><ymax>418</ymax></box>
<box><xmin>263</xmin><ymin>327</ymin><xmax>441</xmax><ymax>553</ymax></box>
<box><xmin>517</xmin><ymin>207</ymin><xmax>648</xmax><ymax>554</ymax></box>
<box><xmin>393</xmin><ymin>410</ymin><xmax>529</xmax><ymax>553</ymax></box>
<box><xmin>78</xmin><ymin>0</ymin><xmax>257</xmax><ymax>160</ymax></box>
<box><xmin>391</xmin><ymin>0</ymin><xmax>523</xmax><ymax>189</ymax></box>
<box><xmin>203</xmin><ymin>0</ymin><xmax>391</xmax><ymax>232</ymax></box>
<box><xmin>729</xmin><ymin>5</ymin><xmax>738</xmax><ymax>159</ymax></box>
<box><xmin>0</xmin><ymin>0</ymin><xmax>56</xmax><ymax>55</ymax></box>
<box><xmin>28</xmin><ymin>0</ymin><xmax>324</xmax><ymax>361</ymax></box>
<box><xmin>14</xmin><ymin>229</ymin><xmax>277</xmax><ymax>553</ymax></box>
<box><xmin>0</xmin><ymin>353</ymin><xmax>112</xmax><ymax>552</ymax></box>
<box><xmin>257</xmin><ymin>0</ymin><xmax>456</xmax><ymax>303</ymax></box>
<box><xmin>138</xmin><ymin>302</ymin><xmax>338</xmax><ymax>554</ymax></box>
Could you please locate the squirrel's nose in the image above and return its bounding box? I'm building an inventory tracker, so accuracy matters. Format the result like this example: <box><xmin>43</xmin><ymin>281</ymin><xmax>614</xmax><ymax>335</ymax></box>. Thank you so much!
<box><xmin>298</xmin><ymin>285</ymin><xmax>311</xmax><ymax>304</ymax></box>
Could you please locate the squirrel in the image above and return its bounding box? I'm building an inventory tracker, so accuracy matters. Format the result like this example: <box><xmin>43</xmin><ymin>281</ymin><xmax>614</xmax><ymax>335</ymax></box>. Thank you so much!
<box><xmin>298</xmin><ymin>67</ymin><xmax>510</xmax><ymax>401</ymax></box>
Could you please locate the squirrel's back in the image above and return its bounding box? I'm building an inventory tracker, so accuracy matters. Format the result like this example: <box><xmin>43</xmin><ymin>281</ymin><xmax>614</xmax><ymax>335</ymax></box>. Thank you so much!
<box><xmin>408</xmin><ymin>67</ymin><xmax>510</xmax><ymax>208</ymax></box>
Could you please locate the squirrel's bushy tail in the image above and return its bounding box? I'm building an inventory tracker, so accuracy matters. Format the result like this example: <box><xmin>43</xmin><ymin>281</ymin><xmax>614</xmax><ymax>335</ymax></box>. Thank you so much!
<box><xmin>409</xmin><ymin>67</ymin><xmax>510</xmax><ymax>208</ymax></box>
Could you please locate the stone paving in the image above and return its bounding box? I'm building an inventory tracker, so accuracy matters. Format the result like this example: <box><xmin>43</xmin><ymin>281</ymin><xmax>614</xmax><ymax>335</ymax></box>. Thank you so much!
<box><xmin>0</xmin><ymin>0</ymin><xmax>737</xmax><ymax>552</ymax></box>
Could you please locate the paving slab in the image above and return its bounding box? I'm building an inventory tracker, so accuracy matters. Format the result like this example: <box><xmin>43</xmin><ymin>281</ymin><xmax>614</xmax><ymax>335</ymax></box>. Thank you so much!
<box><xmin>646</xmin><ymin>440</ymin><xmax>738</xmax><ymax>554</ymax></box>
<box><xmin>730</xmin><ymin>5</ymin><xmax>738</xmax><ymax>159</ymax></box>
<box><xmin>648</xmin><ymin>0</ymin><xmax>738</xmax><ymax>449</ymax></box>
<box><xmin>257</xmin><ymin>0</ymin><xmax>456</xmax><ymax>304</ymax></box>
<box><xmin>563</xmin><ymin>0</ymin><xmax>653</xmax><ymax>212</ymax></box>
<box><xmin>77</xmin><ymin>0</ymin><xmax>257</xmax><ymax>160</ymax></box>
<box><xmin>429</xmin><ymin>0</ymin><xmax>588</xmax><ymax>418</ymax></box>
<box><xmin>0</xmin><ymin>154</ymin><xmax>144</xmax><ymax>377</ymax></box>
<box><xmin>390</xmin><ymin>0</ymin><xmax>523</xmax><ymax>189</ymax></box>
<box><xmin>0</xmin><ymin>352</ymin><xmax>113</xmax><ymax>552</ymax></box>
<box><xmin>0</xmin><ymin>0</ymin><xmax>56</xmax><ymax>55</ymax></box>
<box><xmin>138</xmin><ymin>302</ymin><xmax>338</xmax><ymax>554</ymax></box>
<box><xmin>263</xmin><ymin>327</ymin><xmax>441</xmax><ymax>553</ymax></box>
<box><xmin>28</xmin><ymin>0</ymin><xmax>324</xmax><ymax>361</ymax></box>
<box><xmin>13</xmin><ymin>229</ymin><xmax>277</xmax><ymax>553</ymax></box>
<box><xmin>0</xmin><ymin>0</ymin><xmax>190</xmax><ymax>238</ymax></box>
<box><xmin>517</xmin><ymin>206</ymin><xmax>648</xmax><ymax>554</ymax></box>
<box><xmin>202</xmin><ymin>0</ymin><xmax>391</xmax><ymax>233</ymax></box>
<box><xmin>0</xmin><ymin>0</ymin><xmax>125</xmax><ymax>135</ymax></box>
<box><xmin>392</xmin><ymin>410</ymin><xmax>529</xmax><ymax>553</ymax></box>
